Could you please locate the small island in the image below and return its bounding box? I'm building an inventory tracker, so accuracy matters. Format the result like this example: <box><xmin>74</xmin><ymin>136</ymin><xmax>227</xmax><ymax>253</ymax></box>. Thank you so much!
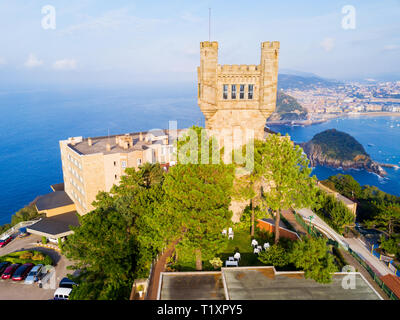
<box><xmin>300</xmin><ymin>129</ymin><xmax>386</xmax><ymax>176</ymax></box>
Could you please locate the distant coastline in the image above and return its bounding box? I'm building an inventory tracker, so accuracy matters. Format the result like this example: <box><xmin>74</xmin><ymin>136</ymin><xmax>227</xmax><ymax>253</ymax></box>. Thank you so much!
<box><xmin>266</xmin><ymin>112</ymin><xmax>400</xmax><ymax>126</ymax></box>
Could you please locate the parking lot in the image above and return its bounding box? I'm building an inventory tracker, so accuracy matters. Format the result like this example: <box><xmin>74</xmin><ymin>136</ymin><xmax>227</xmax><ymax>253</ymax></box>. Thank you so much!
<box><xmin>0</xmin><ymin>234</ymin><xmax>74</xmax><ymax>300</ymax></box>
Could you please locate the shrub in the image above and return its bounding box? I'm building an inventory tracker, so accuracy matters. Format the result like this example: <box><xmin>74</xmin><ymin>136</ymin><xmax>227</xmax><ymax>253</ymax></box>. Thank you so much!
<box><xmin>19</xmin><ymin>251</ymin><xmax>33</xmax><ymax>260</ymax></box>
<box><xmin>258</xmin><ymin>244</ymin><xmax>290</xmax><ymax>267</ymax></box>
<box><xmin>42</xmin><ymin>236</ymin><xmax>47</xmax><ymax>244</ymax></box>
<box><xmin>209</xmin><ymin>257</ymin><xmax>223</xmax><ymax>269</ymax></box>
<box><xmin>32</xmin><ymin>252</ymin><xmax>45</xmax><ymax>261</ymax></box>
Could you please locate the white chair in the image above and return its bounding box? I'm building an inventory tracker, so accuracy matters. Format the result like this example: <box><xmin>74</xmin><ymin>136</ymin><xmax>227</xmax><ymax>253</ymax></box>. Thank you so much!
<box><xmin>234</xmin><ymin>252</ymin><xmax>241</xmax><ymax>261</ymax></box>
<box><xmin>228</xmin><ymin>256</ymin><xmax>234</xmax><ymax>261</ymax></box>
<box><xmin>228</xmin><ymin>227</ymin><xmax>233</xmax><ymax>234</ymax></box>
<box><xmin>222</xmin><ymin>229</ymin><xmax>227</xmax><ymax>236</ymax></box>
<box><xmin>257</xmin><ymin>245</ymin><xmax>262</xmax><ymax>251</ymax></box>
<box><xmin>228</xmin><ymin>232</ymin><xmax>234</xmax><ymax>240</ymax></box>
<box><xmin>251</xmin><ymin>239</ymin><xmax>258</xmax><ymax>247</ymax></box>
<box><xmin>264</xmin><ymin>242</ymin><xmax>270</xmax><ymax>250</ymax></box>
<box><xmin>254</xmin><ymin>248</ymin><xmax>260</xmax><ymax>254</ymax></box>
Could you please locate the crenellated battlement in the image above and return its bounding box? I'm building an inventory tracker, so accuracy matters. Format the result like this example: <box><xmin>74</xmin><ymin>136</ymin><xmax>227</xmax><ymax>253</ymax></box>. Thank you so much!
<box><xmin>200</xmin><ymin>41</ymin><xmax>219</xmax><ymax>49</ymax></box>
<box><xmin>261</xmin><ymin>41</ymin><xmax>280</xmax><ymax>50</ymax></box>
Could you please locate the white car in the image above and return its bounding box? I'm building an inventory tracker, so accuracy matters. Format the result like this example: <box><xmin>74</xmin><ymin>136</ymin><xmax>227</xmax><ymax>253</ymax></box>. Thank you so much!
<box><xmin>54</xmin><ymin>287</ymin><xmax>72</xmax><ymax>300</ymax></box>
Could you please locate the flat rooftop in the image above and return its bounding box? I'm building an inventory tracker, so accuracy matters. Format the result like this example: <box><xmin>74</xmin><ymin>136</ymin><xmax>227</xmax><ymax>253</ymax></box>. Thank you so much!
<box><xmin>27</xmin><ymin>211</ymin><xmax>79</xmax><ymax>237</ymax></box>
<box><xmin>66</xmin><ymin>129</ymin><xmax>183</xmax><ymax>156</ymax></box>
<box><xmin>36</xmin><ymin>191</ymin><xmax>74</xmax><ymax>211</ymax></box>
<box><xmin>159</xmin><ymin>272</ymin><xmax>226</xmax><ymax>300</ymax></box>
<box><xmin>223</xmin><ymin>267</ymin><xmax>382</xmax><ymax>300</ymax></box>
<box><xmin>158</xmin><ymin>267</ymin><xmax>383</xmax><ymax>300</ymax></box>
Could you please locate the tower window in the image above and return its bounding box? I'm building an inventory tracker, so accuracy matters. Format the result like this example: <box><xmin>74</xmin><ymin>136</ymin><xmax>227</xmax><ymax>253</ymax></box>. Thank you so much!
<box><xmin>231</xmin><ymin>85</ymin><xmax>236</xmax><ymax>99</ymax></box>
<box><xmin>223</xmin><ymin>84</ymin><xmax>228</xmax><ymax>99</ymax></box>
<box><xmin>248</xmin><ymin>85</ymin><xmax>254</xmax><ymax>99</ymax></box>
<box><xmin>240</xmin><ymin>85</ymin><xmax>245</xmax><ymax>99</ymax></box>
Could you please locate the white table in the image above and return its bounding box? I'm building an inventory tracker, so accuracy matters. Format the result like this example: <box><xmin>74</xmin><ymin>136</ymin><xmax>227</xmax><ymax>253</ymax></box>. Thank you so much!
<box><xmin>225</xmin><ymin>260</ymin><xmax>238</xmax><ymax>267</ymax></box>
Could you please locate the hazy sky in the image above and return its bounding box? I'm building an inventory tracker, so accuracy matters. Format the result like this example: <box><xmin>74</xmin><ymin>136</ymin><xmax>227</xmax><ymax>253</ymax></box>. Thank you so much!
<box><xmin>0</xmin><ymin>0</ymin><xmax>399</xmax><ymax>86</ymax></box>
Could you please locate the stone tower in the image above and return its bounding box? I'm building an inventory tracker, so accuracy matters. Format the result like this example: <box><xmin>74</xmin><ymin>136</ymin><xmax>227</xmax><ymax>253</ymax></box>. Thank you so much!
<box><xmin>197</xmin><ymin>41</ymin><xmax>280</xmax><ymax>146</ymax></box>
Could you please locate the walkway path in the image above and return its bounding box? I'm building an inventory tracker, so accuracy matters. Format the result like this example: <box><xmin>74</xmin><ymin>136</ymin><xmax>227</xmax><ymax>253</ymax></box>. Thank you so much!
<box><xmin>297</xmin><ymin>208</ymin><xmax>391</xmax><ymax>277</ymax></box>
<box><xmin>145</xmin><ymin>240</ymin><xmax>179</xmax><ymax>300</ymax></box>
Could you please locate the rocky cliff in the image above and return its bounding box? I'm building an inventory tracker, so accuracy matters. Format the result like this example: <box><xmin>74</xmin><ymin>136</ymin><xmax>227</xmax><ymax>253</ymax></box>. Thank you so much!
<box><xmin>301</xmin><ymin>129</ymin><xmax>386</xmax><ymax>176</ymax></box>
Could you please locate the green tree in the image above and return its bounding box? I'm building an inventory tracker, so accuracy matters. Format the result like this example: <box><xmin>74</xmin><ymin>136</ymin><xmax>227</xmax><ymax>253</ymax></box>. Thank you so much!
<box><xmin>232</xmin><ymin>139</ymin><xmax>267</xmax><ymax>236</ymax></box>
<box><xmin>327</xmin><ymin>174</ymin><xmax>362</xmax><ymax>200</ymax></box>
<box><xmin>289</xmin><ymin>237</ymin><xmax>338</xmax><ymax>283</ymax></box>
<box><xmin>365</xmin><ymin>202</ymin><xmax>400</xmax><ymax>237</ymax></box>
<box><xmin>379</xmin><ymin>235</ymin><xmax>399</xmax><ymax>255</ymax></box>
<box><xmin>256</xmin><ymin>134</ymin><xmax>319</xmax><ymax>244</ymax></box>
<box><xmin>314</xmin><ymin>193</ymin><xmax>354</xmax><ymax>233</ymax></box>
<box><xmin>64</xmin><ymin>163</ymin><xmax>178</xmax><ymax>299</ymax></box>
<box><xmin>258</xmin><ymin>244</ymin><xmax>290</xmax><ymax>267</ymax></box>
<box><xmin>163</xmin><ymin>126</ymin><xmax>235</xmax><ymax>270</ymax></box>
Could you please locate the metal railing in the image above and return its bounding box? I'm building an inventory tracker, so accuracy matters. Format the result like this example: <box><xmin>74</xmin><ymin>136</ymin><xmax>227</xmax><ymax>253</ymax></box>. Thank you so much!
<box><xmin>0</xmin><ymin>218</ymin><xmax>41</xmax><ymax>240</ymax></box>
<box><xmin>348</xmin><ymin>247</ymin><xmax>399</xmax><ymax>300</ymax></box>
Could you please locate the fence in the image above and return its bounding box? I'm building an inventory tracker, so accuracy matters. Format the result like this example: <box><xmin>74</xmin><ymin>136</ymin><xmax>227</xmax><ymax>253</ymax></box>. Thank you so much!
<box><xmin>294</xmin><ymin>213</ymin><xmax>323</xmax><ymax>238</ymax></box>
<box><xmin>347</xmin><ymin>247</ymin><xmax>399</xmax><ymax>300</ymax></box>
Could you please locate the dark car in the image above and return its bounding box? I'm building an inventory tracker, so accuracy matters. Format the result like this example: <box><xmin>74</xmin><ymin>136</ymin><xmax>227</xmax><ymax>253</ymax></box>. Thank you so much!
<box><xmin>59</xmin><ymin>277</ymin><xmax>77</xmax><ymax>289</ymax></box>
<box><xmin>0</xmin><ymin>262</ymin><xmax>11</xmax><ymax>275</ymax></box>
<box><xmin>12</xmin><ymin>263</ymin><xmax>34</xmax><ymax>281</ymax></box>
<box><xmin>0</xmin><ymin>236</ymin><xmax>13</xmax><ymax>248</ymax></box>
<box><xmin>1</xmin><ymin>263</ymin><xmax>21</xmax><ymax>279</ymax></box>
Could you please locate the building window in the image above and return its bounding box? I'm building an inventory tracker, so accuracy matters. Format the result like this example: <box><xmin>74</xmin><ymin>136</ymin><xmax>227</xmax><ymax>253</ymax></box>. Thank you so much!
<box><xmin>114</xmin><ymin>161</ymin><xmax>116</xmax><ymax>166</ymax></box>
<box><xmin>248</xmin><ymin>84</ymin><xmax>254</xmax><ymax>99</ymax></box>
<box><xmin>231</xmin><ymin>85</ymin><xmax>236</xmax><ymax>99</ymax></box>
<box><xmin>198</xmin><ymin>83</ymin><xmax>201</xmax><ymax>98</ymax></box>
<box><xmin>240</xmin><ymin>84</ymin><xmax>245</xmax><ymax>99</ymax></box>
<box><xmin>223</xmin><ymin>84</ymin><xmax>228</xmax><ymax>99</ymax></box>
<box><xmin>137</xmin><ymin>158</ymin><xmax>142</xmax><ymax>166</ymax></box>
<box><xmin>115</xmin><ymin>174</ymin><xmax>118</xmax><ymax>180</ymax></box>
<box><xmin>121</xmin><ymin>160</ymin><xmax>127</xmax><ymax>169</ymax></box>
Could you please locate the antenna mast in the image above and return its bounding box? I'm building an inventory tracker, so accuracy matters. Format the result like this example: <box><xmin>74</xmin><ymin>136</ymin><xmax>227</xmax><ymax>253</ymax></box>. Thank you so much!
<box><xmin>208</xmin><ymin>8</ymin><xmax>211</xmax><ymax>41</ymax></box>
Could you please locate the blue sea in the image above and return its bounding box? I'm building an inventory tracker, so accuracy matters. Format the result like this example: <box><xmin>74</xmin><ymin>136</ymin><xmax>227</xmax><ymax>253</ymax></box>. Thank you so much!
<box><xmin>269</xmin><ymin>116</ymin><xmax>400</xmax><ymax>198</ymax></box>
<box><xmin>1</xmin><ymin>86</ymin><xmax>400</xmax><ymax>225</ymax></box>
<box><xmin>0</xmin><ymin>85</ymin><xmax>203</xmax><ymax>225</ymax></box>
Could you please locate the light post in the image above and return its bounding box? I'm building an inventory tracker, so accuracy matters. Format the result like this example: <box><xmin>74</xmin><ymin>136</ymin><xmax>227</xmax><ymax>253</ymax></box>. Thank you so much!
<box><xmin>309</xmin><ymin>215</ymin><xmax>314</xmax><ymax>234</ymax></box>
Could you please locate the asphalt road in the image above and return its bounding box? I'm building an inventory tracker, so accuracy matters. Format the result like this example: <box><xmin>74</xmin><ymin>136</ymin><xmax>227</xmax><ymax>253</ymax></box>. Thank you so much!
<box><xmin>0</xmin><ymin>234</ymin><xmax>74</xmax><ymax>300</ymax></box>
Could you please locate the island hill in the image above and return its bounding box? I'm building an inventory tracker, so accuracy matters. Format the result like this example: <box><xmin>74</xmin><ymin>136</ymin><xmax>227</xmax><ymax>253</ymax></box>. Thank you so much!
<box><xmin>300</xmin><ymin>129</ymin><xmax>386</xmax><ymax>176</ymax></box>
<box><xmin>268</xmin><ymin>91</ymin><xmax>308</xmax><ymax>121</ymax></box>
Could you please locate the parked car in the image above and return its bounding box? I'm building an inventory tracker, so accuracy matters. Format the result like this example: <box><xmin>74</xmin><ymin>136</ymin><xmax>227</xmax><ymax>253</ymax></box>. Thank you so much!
<box><xmin>1</xmin><ymin>263</ymin><xmax>21</xmax><ymax>279</ymax></box>
<box><xmin>53</xmin><ymin>287</ymin><xmax>72</xmax><ymax>300</ymax></box>
<box><xmin>12</xmin><ymin>263</ymin><xmax>34</xmax><ymax>281</ymax></box>
<box><xmin>58</xmin><ymin>277</ymin><xmax>77</xmax><ymax>289</ymax></box>
<box><xmin>0</xmin><ymin>235</ymin><xmax>13</xmax><ymax>248</ymax></box>
<box><xmin>24</xmin><ymin>264</ymin><xmax>43</xmax><ymax>284</ymax></box>
<box><xmin>0</xmin><ymin>262</ymin><xmax>11</xmax><ymax>276</ymax></box>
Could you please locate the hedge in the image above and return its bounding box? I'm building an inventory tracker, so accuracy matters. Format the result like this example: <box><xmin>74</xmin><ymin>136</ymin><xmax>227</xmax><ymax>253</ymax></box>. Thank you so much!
<box><xmin>0</xmin><ymin>250</ymin><xmax>53</xmax><ymax>266</ymax></box>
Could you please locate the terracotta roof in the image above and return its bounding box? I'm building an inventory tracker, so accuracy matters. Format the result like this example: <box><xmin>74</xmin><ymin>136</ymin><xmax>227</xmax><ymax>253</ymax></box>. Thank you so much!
<box><xmin>380</xmin><ymin>275</ymin><xmax>400</xmax><ymax>299</ymax></box>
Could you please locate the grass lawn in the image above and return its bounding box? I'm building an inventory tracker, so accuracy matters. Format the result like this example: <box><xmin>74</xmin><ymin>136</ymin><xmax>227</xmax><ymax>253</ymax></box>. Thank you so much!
<box><xmin>170</xmin><ymin>229</ymin><xmax>275</xmax><ymax>271</ymax></box>
<box><xmin>219</xmin><ymin>229</ymin><xmax>271</xmax><ymax>267</ymax></box>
